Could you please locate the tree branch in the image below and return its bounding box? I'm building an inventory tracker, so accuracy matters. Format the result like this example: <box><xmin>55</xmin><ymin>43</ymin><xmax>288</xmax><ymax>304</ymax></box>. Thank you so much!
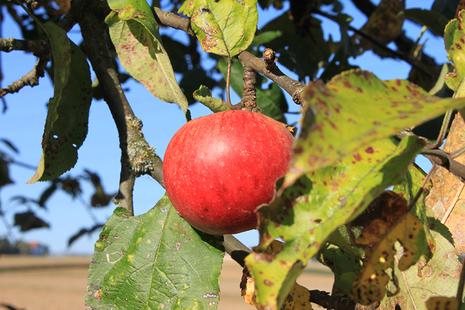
<box><xmin>153</xmin><ymin>7</ymin><xmax>194</xmax><ymax>36</ymax></box>
<box><xmin>312</xmin><ymin>8</ymin><xmax>435</xmax><ymax>79</ymax></box>
<box><xmin>237</xmin><ymin>51</ymin><xmax>307</xmax><ymax>105</ymax></box>
<box><xmin>0</xmin><ymin>55</ymin><xmax>50</xmax><ymax>97</ymax></box>
<box><xmin>223</xmin><ymin>235</ymin><xmax>251</xmax><ymax>267</ymax></box>
<box><xmin>77</xmin><ymin>1</ymin><xmax>164</xmax><ymax>214</ymax></box>
<box><xmin>422</xmin><ymin>149</ymin><xmax>465</xmax><ymax>182</ymax></box>
<box><xmin>0</xmin><ymin>37</ymin><xmax>50</xmax><ymax>55</ymax></box>
<box><xmin>350</xmin><ymin>0</ymin><xmax>440</xmax><ymax>76</ymax></box>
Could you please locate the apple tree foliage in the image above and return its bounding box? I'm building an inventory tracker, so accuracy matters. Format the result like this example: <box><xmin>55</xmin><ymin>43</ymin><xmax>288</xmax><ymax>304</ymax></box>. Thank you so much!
<box><xmin>1</xmin><ymin>0</ymin><xmax>465</xmax><ymax>309</ymax></box>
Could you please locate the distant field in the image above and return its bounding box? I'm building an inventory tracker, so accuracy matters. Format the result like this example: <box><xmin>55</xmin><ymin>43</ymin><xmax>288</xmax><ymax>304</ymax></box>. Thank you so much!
<box><xmin>0</xmin><ymin>255</ymin><xmax>333</xmax><ymax>310</ymax></box>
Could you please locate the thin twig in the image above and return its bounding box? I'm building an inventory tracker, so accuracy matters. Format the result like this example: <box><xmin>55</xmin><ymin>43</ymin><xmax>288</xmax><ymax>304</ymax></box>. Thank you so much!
<box><xmin>0</xmin><ymin>56</ymin><xmax>50</xmax><ymax>97</ymax></box>
<box><xmin>430</xmin><ymin>110</ymin><xmax>453</xmax><ymax>150</ymax></box>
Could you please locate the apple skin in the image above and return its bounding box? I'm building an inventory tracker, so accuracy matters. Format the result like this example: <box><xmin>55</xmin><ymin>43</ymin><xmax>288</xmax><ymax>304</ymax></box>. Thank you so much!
<box><xmin>163</xmin><ymin>110</ymin><xmax>294</xmax><ymax>235</ymax></box>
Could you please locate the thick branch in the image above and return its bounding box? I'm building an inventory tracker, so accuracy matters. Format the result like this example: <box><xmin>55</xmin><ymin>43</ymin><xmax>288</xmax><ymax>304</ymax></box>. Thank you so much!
<box><xmin>237</xmin><ymin>51</ymin><xmax>306</xmax><ymax>105</ymax></box>
<box><xmin>78</xmin><ymin>4</ymin><xmax>164</xmax><ymax>214</ymax></box>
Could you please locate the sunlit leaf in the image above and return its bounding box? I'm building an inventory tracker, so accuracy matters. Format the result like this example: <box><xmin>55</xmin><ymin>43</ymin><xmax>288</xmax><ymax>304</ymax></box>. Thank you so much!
<box><xmin>284</xmin><ymin>69</ymin><xmax>465</xmax><ymax>188</ymax></box>
<box><xmin>28</xmin><ymin>22</ymin><xmax>92</xmax><ymax>183</ymax></box>
<box><xmin>178</xmin><ymin>0</ymin><xmax>258</xmax><ymax>56</ymax></box>
<box><xmin>193</xmin><ymin>85</ymin><xmax>229</xmax><ymax>112</ymax></box>
<box><xmin>85</xmin><ymin>194</ymin><xmax>224</xmax><ymax>309</ymax></box>
<box><xmin>106</xmin><ymin>0</ymin><xmax>189</xmax><ymax>116</ymax></box>
<box><xmin>241</xmin><ymin>241</ymin><xmax>314</xmax><ymax>310</ymax></box>
<box><xmin>444</xmin><ymin>10</ymin><xmax>465</xmax><ymax>95</ymax></box>
<box><xmin>246</xmin><ymin>136</ymin><xmax>425</xmax><ymax>310</ymax></box>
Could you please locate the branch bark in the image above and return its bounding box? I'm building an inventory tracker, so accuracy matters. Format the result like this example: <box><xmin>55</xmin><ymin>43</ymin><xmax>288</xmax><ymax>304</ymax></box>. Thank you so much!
<box><xmin>237</xmin><ymin>51</ymin><xmax>307</xmax><ymax>105</ymax></box>
<box><xmin>77</xmin><ymin>0</ymin><xmax>164</xmax><ymax>214</ymax></box>
<box><xmin>0</xmin><ymin>55</ymin><xmax>49</xmax><ymax>97</ymax></box>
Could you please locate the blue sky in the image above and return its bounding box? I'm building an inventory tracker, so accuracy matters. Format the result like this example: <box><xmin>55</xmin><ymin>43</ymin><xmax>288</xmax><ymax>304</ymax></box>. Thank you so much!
<box><xmin>0</xmin><ymin>0</ymin><xmax>445</xmax><ymax>255</ymax></box>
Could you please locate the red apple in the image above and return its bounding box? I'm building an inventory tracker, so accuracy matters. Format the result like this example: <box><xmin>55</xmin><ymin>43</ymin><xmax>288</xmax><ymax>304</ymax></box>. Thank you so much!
<box><xmin>163</xmin><ymin>110</ymin><xmax>294</xmax><ymax>235</ymax></box>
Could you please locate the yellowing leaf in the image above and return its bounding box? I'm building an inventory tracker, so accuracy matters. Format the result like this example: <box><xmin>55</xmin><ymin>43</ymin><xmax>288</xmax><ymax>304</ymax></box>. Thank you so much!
<box><xmin>241</xmin><ymin>241</ymin><xmax>313</xmax><ymax>310</ymax></box>
<box><xmin>285</xmin><ymin>69</ymin><xmax>465</xmax><ymax>188</ymax></box>
<box><xmin>106</xmin><ymin>0</ymin><xmax>189</xmax><ymax>115</ymax></box>
<box><xmin>351</xmin><ymin>192</ymin><xmax>427</xmax><ymax>305</ymax></box>
<box><xmin>179</xmin><ymin>0</ymin><xmax>258</xmax><ymax>56</ymax></box>
<box><xmin>247</xmin><ymin>136</ymin><xmax>425</xmax><ymax>310</ymax></box>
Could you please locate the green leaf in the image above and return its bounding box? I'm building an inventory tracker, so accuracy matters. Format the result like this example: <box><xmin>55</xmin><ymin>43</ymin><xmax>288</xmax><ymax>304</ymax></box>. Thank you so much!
<box><xmin>402</xmin><ymin>8</ymin><xmax>449</xmax><ymax>36</ymax></box>
<box><xmin>178</xmin><ymin>0</ymin><xmax>258</xmax><ymax>57</ymax></box>
<box><xmin>246</xmin><ymin>136</ymin><xmax>425</xmax><ymax>310</ymax></box>
<box><xmin>444</xmin><ymin>10</ymin><xmax>465</xmax><ymax>97</ymax></box>
<box><xmin>193</xmin><ymin>86</ymin><xmax>230</xmax><ymax>112</ymax></box>
<box><xmin>318</xmin><ymin>226</ymin><xmax>364</xmax><ymax>296</ymax></box>
<box><xmin>106</xmin><ymin>0</ymin><xmax>189</xmax><ymax>115</ymax></box>
<box><xmin>85</xmin><ymin>194</ymin><xmax>224</xmax><ymax>309</ymax></box>
<box><xmin>217</xmin><ymin>59</ymin><xmax>288</xmax><ymax>123</ymax></box>
<box><xmin>284</xmin><ymin>69</ymin><xmax>465</xmax><ymax>188</ymax></box>
<box><xmin>28</xmin><ymin>22</ymin><xmax>92</xmax><ymax>183</ymax></box>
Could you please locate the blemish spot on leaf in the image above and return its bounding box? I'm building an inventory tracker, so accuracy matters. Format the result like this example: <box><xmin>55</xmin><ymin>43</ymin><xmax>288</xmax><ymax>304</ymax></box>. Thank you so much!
<box><xmin>365</xmin><ymin>146</ymin><xmax>375</xmax><ymax>154</ymax></box>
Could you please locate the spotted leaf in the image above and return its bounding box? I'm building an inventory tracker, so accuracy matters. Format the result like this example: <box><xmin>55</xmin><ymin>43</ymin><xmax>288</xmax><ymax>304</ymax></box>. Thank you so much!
<box><xmin>85</xmin><ymin>194</ymin><xmax>224</xmax><ymax>309</ymax></box>
<box><xmin>351</xmin><ymin>192</ymin><xmax>427</xmax><ymax>305</ymax></box>
<box><xmin>246</xmin><ymin>136</ymin><xmax>425</xmax><ymax>310</ymax></box>
<box><xmin>106</xmin><ymin>0</ymin><xmax>189</xmax><ymax>116</ymax></box>
<box><xmin>28</xmin><ymin>22</ymin><xmax>92</xmax><ymax>183</ymax></box>
<box><xmin>377</xmin><ymin>230</ymin><xmax>462</xmax><ymax>309</ymax></box>
<box><xmin>444</xmin><ymin>10</ymin><xmax>465</xmax><ymax>95</ymax></box>
<box><xmin>284</xmin><ymin>69</ymin><xmax>465</xmax><ymax>188</ymax></box>
<box><xmin>179</xmin><ymin>0</ymin><xmax>258</xmax><ymax>56</ymax></box>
